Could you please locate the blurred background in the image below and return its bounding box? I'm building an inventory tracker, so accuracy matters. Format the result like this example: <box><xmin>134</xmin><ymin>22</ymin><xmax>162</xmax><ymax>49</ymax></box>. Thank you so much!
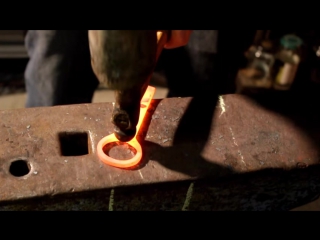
<box><xmin>0</xmin><ymin>30</ymin><xmax>169</xmax><ymax>109</ymax></box>
<box><xmin>1</xmin><ymin>30</ymin><xmax>320</xmax><ymax>210</ymax></box>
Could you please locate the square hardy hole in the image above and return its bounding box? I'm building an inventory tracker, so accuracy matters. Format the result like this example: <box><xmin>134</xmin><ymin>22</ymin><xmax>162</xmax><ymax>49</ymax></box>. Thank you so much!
<box><xmin>58</xmin><ymin>132</ymin><xmax>91</xmax><ymax>156</ymax></box>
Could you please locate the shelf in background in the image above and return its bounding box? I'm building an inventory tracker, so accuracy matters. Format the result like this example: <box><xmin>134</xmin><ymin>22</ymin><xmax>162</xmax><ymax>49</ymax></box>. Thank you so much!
<box><xmin>0</xmin><ymin>30</ymin><xmax>27</xmax><ymax>59</ymax></box>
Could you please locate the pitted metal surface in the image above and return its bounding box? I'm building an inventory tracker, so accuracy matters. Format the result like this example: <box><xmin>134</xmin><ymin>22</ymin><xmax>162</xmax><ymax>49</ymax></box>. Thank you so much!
<box><xmin>1</xmin><ymin>92</ymin><xmax>320</xmax><ymax>210</ymax></box>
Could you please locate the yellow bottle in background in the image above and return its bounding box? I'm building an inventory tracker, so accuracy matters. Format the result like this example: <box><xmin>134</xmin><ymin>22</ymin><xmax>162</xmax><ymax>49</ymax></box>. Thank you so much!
<box><xmin>273</xmin><ymin>35</ymin><xmax>303</xmax><ymax>91</ymax></box>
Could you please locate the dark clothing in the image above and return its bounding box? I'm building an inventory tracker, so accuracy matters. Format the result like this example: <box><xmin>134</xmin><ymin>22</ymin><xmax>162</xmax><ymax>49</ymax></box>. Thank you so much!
<box><xmin>24</xmin><ymin>30</ymin><xmax>254</xmax><ymax>107</ymax></box>
<box><xmin>24</xmin><ymin>30</ymin><xmax>99</xmax><ymax>107</ymax></box>
<box><xmin>158</xmin><ymin>30</ymin><xmax>255</xmax><ymax>97</ymax></box>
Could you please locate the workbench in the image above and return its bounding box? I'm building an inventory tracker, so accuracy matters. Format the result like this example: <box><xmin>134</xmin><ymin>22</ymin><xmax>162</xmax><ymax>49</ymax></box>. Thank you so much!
<box><xmin>1</xmin><ymin>90</ymin><xmax>320</xmax><ymax>211</ymax></box>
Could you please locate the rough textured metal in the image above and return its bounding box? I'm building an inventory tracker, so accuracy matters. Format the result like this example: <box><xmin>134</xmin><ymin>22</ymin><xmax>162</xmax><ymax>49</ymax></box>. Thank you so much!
<box><xmin>1</xmin><ymin>92</ymin><xmax>320</xmax><ymax>210</ymax></box>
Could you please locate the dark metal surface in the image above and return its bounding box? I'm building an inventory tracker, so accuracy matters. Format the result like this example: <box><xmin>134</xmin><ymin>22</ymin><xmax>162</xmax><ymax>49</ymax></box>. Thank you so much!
<box><xmin>1</xmin><ymin>93</ymin><xmax>320</xmax><ymax>210</ymax></box>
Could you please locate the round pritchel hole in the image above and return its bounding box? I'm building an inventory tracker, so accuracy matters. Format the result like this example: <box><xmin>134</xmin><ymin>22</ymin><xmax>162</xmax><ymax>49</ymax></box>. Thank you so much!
<box><xmin>9</xmin><ymin>160</ymin><xmax>31</xmax><ymax>177</ymax></box>
<box><xmin>103</xmin><ymin>142</ymin><xmax>137</xmax><ymax>160</ymax></box>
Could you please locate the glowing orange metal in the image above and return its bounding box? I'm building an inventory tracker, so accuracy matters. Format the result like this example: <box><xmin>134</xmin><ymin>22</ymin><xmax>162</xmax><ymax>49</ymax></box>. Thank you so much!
<box><xmin>97</xmin><ymin>31</ymin><xmax>167</xmax><ymax>168</ymax></box>
<box><xmin>97</xmin><ymin>86</ymin><xmax>156</xmax><ymax>168</ymax></box>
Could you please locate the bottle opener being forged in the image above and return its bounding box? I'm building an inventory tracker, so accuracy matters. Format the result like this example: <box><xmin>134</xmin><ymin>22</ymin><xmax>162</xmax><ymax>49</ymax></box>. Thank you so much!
<box><xmin>96</xmin><ymin>31</ymin><xmax>169</xmax><ymax>168</ymax></box>
<box><xmin>97</xmin><ymin>85</ymin><xmax>156</xmax><ymax>168</ymax></box>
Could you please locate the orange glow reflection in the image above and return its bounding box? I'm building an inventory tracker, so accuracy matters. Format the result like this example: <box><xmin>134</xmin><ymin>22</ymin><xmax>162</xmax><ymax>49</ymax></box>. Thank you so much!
<box><xmin>97</xmin><ymin>86</ymin><xmax>156</xmax><ymax>168</ymax></box>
